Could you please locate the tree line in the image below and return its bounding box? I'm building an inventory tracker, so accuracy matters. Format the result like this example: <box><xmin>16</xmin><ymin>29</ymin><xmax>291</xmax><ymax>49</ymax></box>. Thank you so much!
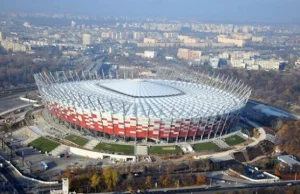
<box><xmin>60</xmin><ymin>160</ymin><xmax>214</xmax><ymax>193</ymax></box>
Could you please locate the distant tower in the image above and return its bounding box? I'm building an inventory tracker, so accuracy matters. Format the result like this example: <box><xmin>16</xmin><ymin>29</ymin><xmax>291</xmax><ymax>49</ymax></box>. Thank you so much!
<box><xmin>82</xmin><ymin>34</ymin><xmax>92</xmax><ymax>45</ymax></box>
<box><xmin>0</xmin><ymin>31</ymin><xmax>3</xmax><ymax>41</ymax></box>
<box><xmin>71</xmin><ymin>21</ymin><xmax>76</xmax><ymax>28</ymax></box>
<box><xmin>108</xmin><ymin>47</ymin><xmax>113</xmax><ymax>54</ymax></box>
<box><xmin>62</xmin><ymin>178</ymin><xmax>69</xmax><ymax>194</ymax></box>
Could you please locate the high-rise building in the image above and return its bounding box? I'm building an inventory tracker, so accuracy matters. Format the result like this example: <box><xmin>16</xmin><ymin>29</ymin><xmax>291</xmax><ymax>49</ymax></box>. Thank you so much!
<box><xmin>82</xmin><ymin>34</ymin><xmax>91</xmax><ymax>45</ymax></box>
<box><xmin>0</xmin><ymin>31</ymin><xmax>3</xmax><ymax>41</ymax></box>
<box><xmin>71</xmin><ymin>21</ymin><xmax>76</xmax><ymax>28</ymax></box>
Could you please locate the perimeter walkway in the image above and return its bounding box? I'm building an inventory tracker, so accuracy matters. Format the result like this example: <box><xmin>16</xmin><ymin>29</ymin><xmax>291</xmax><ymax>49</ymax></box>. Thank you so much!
<box><xmin>194</xmin><ymin>119</ymin><xmax>267</xmax><ymax>160</ymax></box>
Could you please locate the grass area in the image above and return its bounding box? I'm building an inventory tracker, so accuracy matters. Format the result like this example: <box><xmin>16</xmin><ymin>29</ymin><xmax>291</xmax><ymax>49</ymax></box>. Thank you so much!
<box><xmin>148</xmin><ymin>146</ymin><xmax>182</xmax><ymax>155</ymax></box>
<box><xmin>64</xmin><ymin>134</ymin><xmax>89</xmax><ymax>146</ymax></box>
<box><xmin>94</xmin><ymin>143</ymin><xmax>134</xmax><ymax>155</ymax></box>
<box><xmin>29</xmin><ymin>137</ymin><xmax>60</xmax><ymax>153</ymax></box>
<box><xmin>193</xmin><ymin>142</ymin><xmax>219</xmax><ymax>152</ymax></box>
<box><xmin>224</xmin><ymin>135</ymin><xmax>246</xmax><ymax>146</ymax></box>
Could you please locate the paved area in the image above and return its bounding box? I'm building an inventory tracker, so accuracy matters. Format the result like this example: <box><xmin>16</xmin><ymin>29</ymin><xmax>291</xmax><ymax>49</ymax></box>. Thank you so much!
<box><xmin>11</xmin><ymin>127</ymin><xmax>40</xmax><ymax>146</ymax></box>
<box><xmin>194</xmin><ymin>120</ymin><xmax>267</xmax><ymax>160</ymax></box>
<box><xmin>266</xmin><ymin>134</ymin><xmax>276</xmax><ymax>143</ymax></box>
<box><xmin>237</xmin><ymin>131</ymin><xmax>249</xmax><ymax>140</ymax></box>
<box><xmin>83</xmin><ymin>139</ymin><xmax>100</xmax><ymax>150</ymax></box>
<box><xmin>213</xmin><ymin>139</ymin><xmax>230</xmax><ymax>149</ymax></box>
<box><xmin>50</xmin><ymin>145</ymin><xmax>68</xmax><ymax>157</ymax></box>
<box><xmin>180</xmin><ymin>144</ymin><xmax>194</xmax><ymax>153</ymax></box>
<box><xmin>0</xmin><ymin>92</ymin><xmax>30</xmax><ymax>114</ymax></box>
<box><xmin>136</xmin><ymin>145</ymin><xmax>148</xmax><ymax>155</ymax></box>
<box><xmin>6</xmin><ymin>127</ymin><xmax>113</xmax><ymax>181</ymax></box>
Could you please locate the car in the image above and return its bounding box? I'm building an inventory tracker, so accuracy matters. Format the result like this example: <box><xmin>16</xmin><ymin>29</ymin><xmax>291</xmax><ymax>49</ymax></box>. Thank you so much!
<box><xmin>287</xmin><ymin>183</ymin><xmax>292</xmax><ymax>186</ymax></box>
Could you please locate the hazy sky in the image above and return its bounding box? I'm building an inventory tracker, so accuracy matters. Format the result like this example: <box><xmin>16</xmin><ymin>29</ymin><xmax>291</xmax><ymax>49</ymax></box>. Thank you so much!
<box><xmin>1</xmin><ymin>0</ymin><xmax>300</xmax><ymax>23</ymax></box>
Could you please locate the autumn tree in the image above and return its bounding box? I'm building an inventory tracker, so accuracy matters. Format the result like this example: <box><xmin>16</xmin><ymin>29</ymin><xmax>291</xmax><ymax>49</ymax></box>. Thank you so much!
<box><xmin>159</xmin><ymin>174</ymin><xmax>172</xmax><ymax>187</ymax></box>
<box><xmin>102</xmin><ymin>167</ymin><xmax>119</xmax><ymax>191</ymax></box>
<box><xmin>90</xmin><ymin>173</ymin><xmax>100</xmax><ymax>192</ymax></box>
<box><xmin>196</xmin><ymin>174</ymin><xmax>207</xmax><ymax>185</ymax></box>
<box><xmin>274</xmin><ymin>165</ymin><xmax>281</xmax><ymax>176</ymax></box>
<box><xmin>145</xmin><ymin>176</ymin><xmax>153</xmax><ymax>189</ymax></box>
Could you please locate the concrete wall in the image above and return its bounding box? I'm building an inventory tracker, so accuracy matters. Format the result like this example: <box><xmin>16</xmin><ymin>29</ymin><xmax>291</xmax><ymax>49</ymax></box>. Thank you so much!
<box><xmin>229</xmin><ymin>168</ymin><xmax>279</xmax><ymax>183</ymax></box>
<box><xmin>69</xmin><ymin>147</ymin><xmax>136</xmax><ymax>162</ymax></box>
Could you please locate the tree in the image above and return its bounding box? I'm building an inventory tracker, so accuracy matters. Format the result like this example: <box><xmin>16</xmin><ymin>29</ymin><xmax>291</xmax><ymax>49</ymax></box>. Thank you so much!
<box><xmin>102</xmin><ymin>167</ymin><xmax>119</xmax><ymax>191</ymax></box>
<box><xmin>274</xmin><ymin>165</ymin><xmax>281</xmax><ymax>176</ymax></box>
<box><xmin>159</xmin><ymin>174</ymin><xmax>172</xmax><ymax>187</ymax></box>
<box><xmin>196</xmin><ymin>174</ymin><xmax>207</xmax><ymax>185</ymax></box>
<box><xmin>90</xmin><ymin>173</ymin><xmax>100</xmax><ymax>192</ymax></box>
<box><xmin>145</xmin><ymin>176</ymin><xmax>153</xmax><ymax>189</ymax></box>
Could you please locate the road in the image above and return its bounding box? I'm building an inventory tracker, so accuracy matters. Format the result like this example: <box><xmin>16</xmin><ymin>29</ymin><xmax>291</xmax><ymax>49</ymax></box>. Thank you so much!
<box><xmin>0</xmin><ymin>91</ymin><xmax>35</xmax><ymax>114</ymax></box>
<box><xmin>147</xmin><ymin>180</ymin><xmax>300</xmax><ymax>194</ymax></box>
<box><xmin>0</xmin><ymin>157</ymin><xmax>26</xmax><ymax>194</ymax></box>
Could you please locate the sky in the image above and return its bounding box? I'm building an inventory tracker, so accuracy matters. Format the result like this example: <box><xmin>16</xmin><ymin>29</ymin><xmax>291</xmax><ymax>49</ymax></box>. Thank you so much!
<box><xmin>0</xmin><ymin>0</ymin><xmax>300</xmax><ymax>24</ymax></box>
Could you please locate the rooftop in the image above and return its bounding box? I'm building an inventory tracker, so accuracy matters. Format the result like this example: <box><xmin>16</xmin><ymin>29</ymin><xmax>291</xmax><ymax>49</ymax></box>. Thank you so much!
<box><xmin>43</xmin><ymin>79</ymin><xmax>245</xmax><ymax>118</ymax></box>
<box><xmin>98</xmin><ymin>79</ymin><xmax>183</xmax><ymax>97</ymax></box>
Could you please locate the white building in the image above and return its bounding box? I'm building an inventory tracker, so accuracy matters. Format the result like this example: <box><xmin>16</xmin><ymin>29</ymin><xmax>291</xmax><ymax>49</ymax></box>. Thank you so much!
<box><xmin>210</xmin><ymin>57</ymin><xmax>220</xmax><ymax>68</ymax></box>
<box><xmin>256</xmin><ymin>59</ymin><xmax>281</xmax><ymax>70</ymax></box>
<box><xmin>230</xmin><ymin>58</ymin><xmax>245</xmax><ymax>68</ymax></box>
<box><xmin>82</xmin><ymin>34</ymin><xmax>92</xmax><ymax>45</ymax></box>
<box><xmin>144</xmin><ymin>50</ymin><xmax>157</xmax><ymax>58</ymax></box>
<box><xmin>71</xmin><ymin>21</ymin><xmax>76</xmax><ymax>28</ymax></box>
<box><xmin>277</xmin><ymin>155</ymin><xmax>300</xmax><ymax>167</ymax></box>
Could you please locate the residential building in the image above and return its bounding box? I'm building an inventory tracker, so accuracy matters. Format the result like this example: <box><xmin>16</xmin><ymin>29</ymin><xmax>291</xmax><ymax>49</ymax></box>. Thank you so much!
<box><xmin>256</xmin><ymin>59</ymin><xmax>281</xmax><ymax>70</ymax></box>
<box><xmin>82</xmin><ymin>34</ymin><xmax>91</xmax><ymax>45</ymax></box>
<box><xmin>230</xmin><ymin>58</ymin><xmax>245</xmax><ymax>68</ymax></box>
<box><xmin>178</xmin><ymin>35</ymin><xmax>197</xmax><ymax>44</ymax></box>
<box><xmin>177</xmin><ymin>48</ymin><xmax>201</xmax><ymax>61</ymax></box>
<box><xmin>252</xmin><ymin>36</ymin><xmax>264</xmax><ymax>42</ymax></box>
<box><xmin>217</xmin><ymin>35</ymin><xmax>246</xmax><ymax>47</ymax></box>
<box><xmin>210</xmin><ymin>57</ymin><xmax>220</xmax><ymax>68</ymax></box>
<box><xmin>0</xmin><ymin>40</ymin><xmax>30</xmax><ymax>52</ymax></box>
<box><xmin>144</xmin><ymin>38</ymin><xmax>157</xmax><ymax>44</ymax></box>
<box><xmin>277</xmin><ymin>155</ymin><xmax>300</xmax><ymax>168</ymax></box>
<box><xmin>144</xmin><ymin>50</ymin><xmax>157</xmax><ymax>58</ymax></box>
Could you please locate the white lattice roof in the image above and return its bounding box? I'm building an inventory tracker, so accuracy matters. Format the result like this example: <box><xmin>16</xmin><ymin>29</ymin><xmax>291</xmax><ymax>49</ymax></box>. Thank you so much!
<box><xmin>98</xmin><ymin>79</ymin><xmax>183</xmax><ymax>97</ymax></box>
<box><xmin>42</xmin><ymin>79</ymin><xmax>246</xmax><ymax>119</ymax></box>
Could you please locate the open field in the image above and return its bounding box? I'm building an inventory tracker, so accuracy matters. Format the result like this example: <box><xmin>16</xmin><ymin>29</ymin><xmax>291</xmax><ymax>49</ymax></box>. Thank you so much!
<box><xmin>224</xmin><ymin>135</ymin><xmax>246</xmax><ymax>146</ymax></box>
<box><xmin>148</xmin><ymin>146</ymin><xmax>182</xmax><ymax>155</ymax></box>
<box><xmin>193</xmin><ymin>142</ymin><xmax>219</xmax><ymax>151</ymax></box>
<box><xmin>94</xmin><ymin>143</ymin><xmax>134</xmax><ymax>155</ymax></box>
<box><xmin>64</xmin><ymin>134</ymin><xmax>89</xmax><ymax>146</ymax></box>
<box><xmin>28</xmin><ymin>137</ymin><xmax>60</xmax><ymax>153</ymax></box>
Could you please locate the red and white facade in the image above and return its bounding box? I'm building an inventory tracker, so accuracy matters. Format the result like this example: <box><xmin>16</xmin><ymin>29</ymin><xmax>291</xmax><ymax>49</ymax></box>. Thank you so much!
<box><xmin>34</xmin><ymin>71</ymin><xmax>251</xmax><ymax>143</ymax></box>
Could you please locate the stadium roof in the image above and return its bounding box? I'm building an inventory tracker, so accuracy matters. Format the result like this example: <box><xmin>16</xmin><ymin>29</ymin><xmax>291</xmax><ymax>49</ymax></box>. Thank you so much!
<box><xmin>40</xmin><ymin>78</ymin><xmax>247</xmax><ymax>119</ymax></box>
<box><xmin>99</xmin><ymin>79</ymin><xmax>183</xmax><ymax>97</ymax></box>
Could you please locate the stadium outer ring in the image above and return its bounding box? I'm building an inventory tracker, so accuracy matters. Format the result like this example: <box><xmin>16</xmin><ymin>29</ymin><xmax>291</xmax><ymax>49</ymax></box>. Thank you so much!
<box><xmin>34</xmin><ymin>70</ymin><xmax>251</xmax><ymax>144</ymax></box>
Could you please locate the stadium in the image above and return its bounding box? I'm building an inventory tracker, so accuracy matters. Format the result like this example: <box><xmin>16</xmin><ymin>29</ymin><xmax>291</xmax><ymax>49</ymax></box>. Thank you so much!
<box><xmin>34</xmin><ymin>70</ymin><xmax>251</xmax><ymax>144</ymax></box>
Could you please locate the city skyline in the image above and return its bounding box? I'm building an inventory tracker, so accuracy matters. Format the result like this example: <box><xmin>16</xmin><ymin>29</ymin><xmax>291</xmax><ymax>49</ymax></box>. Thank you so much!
<box><xmin>0</xmin><ymin>0</ymin><xmax>300</xmax><ymax>24</ymax></box>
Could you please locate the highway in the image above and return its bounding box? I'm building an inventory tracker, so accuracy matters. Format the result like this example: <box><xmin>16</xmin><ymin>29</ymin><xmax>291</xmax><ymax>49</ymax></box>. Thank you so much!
<box><xmin>146</xmin><ymin>181</ymin><xmax>300</xmax><ymax>194</ymax></box>
<box><xmin>0</xmin><ymin>158</ymin><xmax>26</xmax><ymax>194</ymax></box>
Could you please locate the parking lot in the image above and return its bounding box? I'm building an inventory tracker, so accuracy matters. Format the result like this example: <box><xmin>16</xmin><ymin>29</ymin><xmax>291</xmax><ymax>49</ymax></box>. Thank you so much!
<box><xmin>2</xmin><ymin>128</ymin><xmax>113</xmax><ymax>181</ymax></box>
